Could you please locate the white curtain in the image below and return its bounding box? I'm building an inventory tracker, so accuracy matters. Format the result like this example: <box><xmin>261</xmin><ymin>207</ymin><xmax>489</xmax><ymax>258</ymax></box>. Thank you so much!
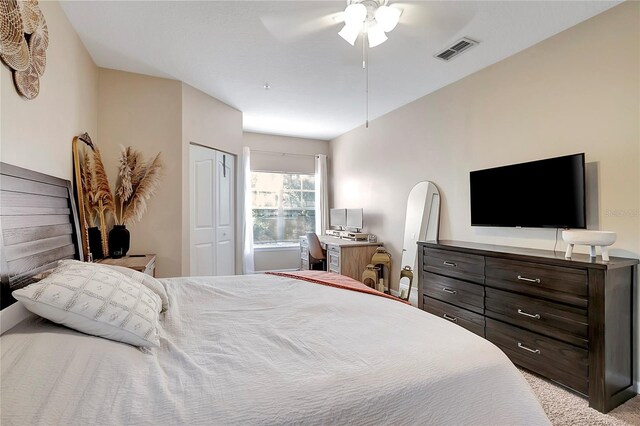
<box><xmin>315</xmin><ymin>154</ymin><xmax>329</xmax><ymax>235</ymax></box>
<box><xmin>242</xmin><ymin>147</ymin><xmax>255</xmax><ymax>274</ymax></box>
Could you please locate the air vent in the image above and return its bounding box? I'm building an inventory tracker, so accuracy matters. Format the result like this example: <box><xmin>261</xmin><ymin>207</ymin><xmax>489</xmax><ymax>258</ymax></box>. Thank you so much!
<box><xmin>434</xmin><ymin>37</ymin><xmax>479</xmax><ymax>61</ymax></box>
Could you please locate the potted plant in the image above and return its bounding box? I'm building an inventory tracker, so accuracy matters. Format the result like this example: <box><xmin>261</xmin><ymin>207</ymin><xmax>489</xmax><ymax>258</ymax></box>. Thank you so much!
<box><xmin>110</xmin><ymin>146</ymin><xmax>163</xmax><ymax>258</ymax></box>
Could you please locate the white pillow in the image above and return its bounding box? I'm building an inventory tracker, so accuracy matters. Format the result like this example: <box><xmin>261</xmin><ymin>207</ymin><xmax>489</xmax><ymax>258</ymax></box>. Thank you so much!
<box><xmin>13</xmin><ymin>261</ymin><xmax>162</xmax><ymax>348</ymax></box>
<box><xmin>70</xmin><ymin>261</ymin><xmax>169</xmax><ymax>312</ymax></box>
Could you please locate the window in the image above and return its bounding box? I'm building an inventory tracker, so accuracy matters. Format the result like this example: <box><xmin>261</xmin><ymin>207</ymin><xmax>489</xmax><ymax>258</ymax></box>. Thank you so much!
<box><xmin>251</xmin><ymin>172</ymin><xmax>316</xmax><ymax>246</ymax></box>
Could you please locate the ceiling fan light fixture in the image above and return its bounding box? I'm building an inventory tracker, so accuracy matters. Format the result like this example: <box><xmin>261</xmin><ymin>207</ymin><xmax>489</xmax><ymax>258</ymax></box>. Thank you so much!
<box><xmin>343</xmin><ymin>3</ymin><xmax>367</xmax><ymax>26</ymax></box>
<box><xmin>338</xmin><ymin>24</ymin><xmax>361</xmax><ymax>46</ymax></box>
<box><xmin>367</xmin><ymin>23</ymin><xmax>388</xmax><ymax>48</ymax></box>
<box><xmin>374</xmin><ymin>5</ymin><xmax>401</xmax><ymax>32</ymax></box>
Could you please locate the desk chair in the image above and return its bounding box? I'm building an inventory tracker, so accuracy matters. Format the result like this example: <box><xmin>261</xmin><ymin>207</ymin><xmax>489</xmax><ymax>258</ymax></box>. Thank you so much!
<box><xmin>306</xmin><ymin>232</ymin><xmax>327</xmax><ymax>271</ymax></box>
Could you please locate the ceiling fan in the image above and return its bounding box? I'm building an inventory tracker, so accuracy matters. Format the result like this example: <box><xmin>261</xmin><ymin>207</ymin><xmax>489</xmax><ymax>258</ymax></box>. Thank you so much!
<box><xmin>338</xmin><ymin>0</ymin><xmax>402</xmax><ymax>48</ymax></box>
<box><xmin>259</xmin><ymin>0</ymin><xmax>403</xmax><ymax>47</ymax></box>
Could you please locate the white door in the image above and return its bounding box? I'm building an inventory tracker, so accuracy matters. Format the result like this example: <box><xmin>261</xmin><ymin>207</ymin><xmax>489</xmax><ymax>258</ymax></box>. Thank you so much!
<box><xmin>215</xmin><ymin>151</ymin><xmax>235</xmax><ymax>275</ymax></box>
<box><xmin>189</xmin><ymin>145</ymin><xmax>235</xmax><ymax>276</ymax></box>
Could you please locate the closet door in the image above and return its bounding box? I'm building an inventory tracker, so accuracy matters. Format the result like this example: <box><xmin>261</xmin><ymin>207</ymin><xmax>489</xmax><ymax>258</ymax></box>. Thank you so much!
<box><xmin>189</xmin><ymin>145</ymin><xmax>235</xmax><ymax>276</ymax></box>
<box><xmin>215</xmin><ymin>151</ymin><xmax>235</xmax><ymax>275</ymax></box>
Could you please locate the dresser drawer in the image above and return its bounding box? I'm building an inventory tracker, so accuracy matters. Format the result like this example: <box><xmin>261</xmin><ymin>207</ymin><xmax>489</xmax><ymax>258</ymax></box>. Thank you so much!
<box><xmin>422</xmin><ymin>271</ymin><xmax>484</xmax><ymax>314</ymax></box>
<box><xmin>423</xmin><ymin>297</ymin><xmax>485</xmax><ymax>337</ymax></box>
<box><xmin>485</xmin><ymin>258</ymin><xmax>588</xmax><ymax>307</ymax></box>
<box><xmin>327</xmin><ymin>246</ymin><xmax>340</xmax><ymax>274</ymax></box>
<box><xmin>486</xmin><ymin>318</ymin><xmax>588</xmax><ymax>395</ymax></box>
<box><xmin>486</xmin><ymin>288</ymin><xmax>588</xmax><ymax>348</ymax></box>
<box><xmin>423</xmin><ymin>248</ymin><xmax>485</xmax><ymax>284</ymax></box>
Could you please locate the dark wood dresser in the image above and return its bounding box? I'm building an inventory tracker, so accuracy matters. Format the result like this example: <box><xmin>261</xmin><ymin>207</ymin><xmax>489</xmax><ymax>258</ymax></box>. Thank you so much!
<box><xmin>418</xmin><ymin>240</ymin><xmax>638</xmax><ymax>413</ymax></box>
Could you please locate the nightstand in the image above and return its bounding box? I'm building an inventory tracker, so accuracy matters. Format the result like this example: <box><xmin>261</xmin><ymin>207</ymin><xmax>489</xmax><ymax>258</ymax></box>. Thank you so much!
<box><xmin>99</xmin><ymin>255</ymin><xmax>157</xmax><ymax>277</ymax></box>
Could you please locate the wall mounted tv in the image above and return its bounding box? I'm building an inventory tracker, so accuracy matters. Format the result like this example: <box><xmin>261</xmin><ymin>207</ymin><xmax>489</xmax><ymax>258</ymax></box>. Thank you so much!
<box><xmin>470</xmin><ymin>153</ymin><xmax>586</xmax><ymax>228</ymax></box>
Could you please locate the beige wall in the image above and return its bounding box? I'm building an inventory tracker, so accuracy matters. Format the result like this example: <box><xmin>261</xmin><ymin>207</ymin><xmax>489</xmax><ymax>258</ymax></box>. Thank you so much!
<box><xmin>330</xmin><ymin>2</ymin><xmax>639</xmax><ymax>386</ymax></box>
<box><xmin>98</xmin><ymin>69</ymin><xmax>183</xmax><ymax>278</ymax></box>
<box><xmin>181</xmin><ymin>83</ymin><xmax>244</xmax><ymax>274</ymax></box>
<box><xmin>244</xmin><ymin>132</ymin><xmax>329</xmax><ymax>272</ymax></box>
<box><xmin>0</xmin><ymin>0</ymin><xmax>98</xmax><ymax>180</ymax></box>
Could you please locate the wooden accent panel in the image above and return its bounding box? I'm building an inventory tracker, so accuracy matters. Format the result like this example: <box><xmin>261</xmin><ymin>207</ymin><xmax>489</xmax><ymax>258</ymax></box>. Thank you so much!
<box><xmin>1</xmin><ymin>162</ymin><xmax>83</xmax><ymax>310</ymax></box>
<box><xmin>421</xmin><ymin>271</ymin><xmax>484</xmax><ymax>314</ymax></box>
<box><xmin>485</xmin><ymin>287</ymin><xmax>588</xmax><ymax>348</ymax></box>
<box><xmin>3</xmin><ymin>223</ymin><xmax>73</xmax><ymax>246</ymax></box>
<box><xmin>1</xmin><ymin>191</ymin><xmax>69</xmax><ymax>208</ymax></box>
<box><xmin>486</xmin><ymin>318</ymin><xmax>588</xmax><ymax>395</ymax></box>
<box><xmin>423</xmin><ymin>296</ymin><xmax>485</xmax><ymax>337</ymax></box>
<box><xmin>424</xmin><ymin>247</ymin><xmax>485</xmax><ymax>284</ymax></box>
<box><xmin>7</xmin><ymin>244</ymin><xmax>76</xmax><ymax>276</ymax></box>
<box><xmin>0</xmin><ymin>174</ymin><xmax>68</xmax><ymax>198</ymax></box>
<box><xmin>1</xmin><ymin>207</ymin><xmax>70</xmax><ymax>216</ymax></box>
<box><xmin>2</xmin><ymin>215</ymin><xmax>72</xmax><ymax>229</ymax></box>
<box><xmin>4</xmin><ymin>235</ymin><xmax>74</xmax><ymax>262</ymax></box>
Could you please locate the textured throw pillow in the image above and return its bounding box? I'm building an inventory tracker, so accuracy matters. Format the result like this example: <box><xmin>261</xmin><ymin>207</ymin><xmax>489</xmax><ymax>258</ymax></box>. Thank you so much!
<box><xmin>13</xmin><ymin>261</ymin><xmax>162</xmax><ymax>348</ymax></box>
<box><xmin>69</xmin><ymin>261</ymin><xmax>169</xmax><ymax>312</ymax></box>
<box><xmin>103</xmin><ymin>264</ymin><xmax>168</xmax><ymax>312</ymax></box>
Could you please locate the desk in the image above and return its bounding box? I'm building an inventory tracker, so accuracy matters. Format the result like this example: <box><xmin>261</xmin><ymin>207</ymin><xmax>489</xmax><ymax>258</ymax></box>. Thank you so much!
<box><xmin>300</xmin><ymin>235</ymin><xmax>382</xmax><ymax>282</ymax></box>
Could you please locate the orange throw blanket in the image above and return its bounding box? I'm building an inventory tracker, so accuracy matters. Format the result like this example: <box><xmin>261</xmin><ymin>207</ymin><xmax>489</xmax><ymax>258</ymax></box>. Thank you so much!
<box><xmin>265</xmin><ymin>270</ymin><xmax>409</xmax><ymax>304</ymax></box>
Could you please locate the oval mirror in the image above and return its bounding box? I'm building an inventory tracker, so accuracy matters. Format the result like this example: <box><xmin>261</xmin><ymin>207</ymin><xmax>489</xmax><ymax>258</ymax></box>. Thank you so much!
<box><xmin>398</xmin><ymin>181</ymin><xmax>440</xmax><ymax>305</ymax></box>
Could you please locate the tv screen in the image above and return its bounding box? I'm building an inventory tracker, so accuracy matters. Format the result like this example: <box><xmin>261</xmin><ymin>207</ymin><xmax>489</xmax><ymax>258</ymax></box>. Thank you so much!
<box><xmin>470</xmin><ymin>153</ymin><xmax>586</xmax><ymax>228</ymax></box>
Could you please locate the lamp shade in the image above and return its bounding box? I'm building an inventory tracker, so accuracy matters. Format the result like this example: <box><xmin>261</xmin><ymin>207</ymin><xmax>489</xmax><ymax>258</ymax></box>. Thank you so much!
<box><xmin>367</xmin><ymin>23</ymin><xmax>388</xmax><ymax>48</ymax></box>
<box><xmin>339</xmin><ymin>24</ymin><xmax>361</xmax><ymax>46</ymax></box>
<box><xmin>374</xmin><ymin>5</ymin><xmax>401</xmax><ymax>32</ymax></box>
<box><xmin>343</xmin><ymin>3</ymin><xmax>367</xmax><ymax>26</ymax></box>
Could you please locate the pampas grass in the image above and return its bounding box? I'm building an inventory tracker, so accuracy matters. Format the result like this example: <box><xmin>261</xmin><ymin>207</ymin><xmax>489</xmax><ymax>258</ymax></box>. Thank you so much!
<box><xmin>115</xmin><ymin>148</ymin><xmax>163</xmax><ymax>225</ymax></box>
<box><xmin>77</xmin><ymin>137</ymin><xmax>116</xmax><ymax>256</ymax></box>
<box><xmin>91</xmin><ymin>148</ymin><xmax>115</xmax><ymax>255</ymax></box>
<box><xmin>80</xmin><ymin>152</ymin><xmax>98</xmax><ymax>227</ymax></box>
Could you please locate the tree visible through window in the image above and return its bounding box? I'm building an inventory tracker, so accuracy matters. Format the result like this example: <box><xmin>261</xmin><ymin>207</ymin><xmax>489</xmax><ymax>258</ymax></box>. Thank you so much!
<box><xmin>251</xmin><ymin>172</ymin><xmax>316</xmax><ymax>246</ymax></box>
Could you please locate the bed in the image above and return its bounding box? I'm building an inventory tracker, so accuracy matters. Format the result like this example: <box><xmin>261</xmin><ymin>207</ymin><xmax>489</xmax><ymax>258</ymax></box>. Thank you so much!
<box><xmin>0</xmin><ymin>163</ymin><xmax>549</xmax><ymax>425</ymax></box>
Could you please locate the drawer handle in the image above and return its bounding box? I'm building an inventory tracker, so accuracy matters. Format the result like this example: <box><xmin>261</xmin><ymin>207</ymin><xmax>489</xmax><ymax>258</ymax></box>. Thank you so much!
<box><xmin>517</xmin><ymin>309</ymin><xmax>541</xmax><ymax>319</ymax></box>
<box><xmin>517</xmin><ymin>342</ymin><xmax>541</xmax><ymax>354</ymax></box>
<box><xmin>443</xmin><ymin>313</ymin><xmax>458</xmax><ymax>322</ymax></box>
<box><xmin>443</xmin><ymin>261</ymin><xmax>457</xmax><ymax>267</ymax></box>
<box><xmin>442</xmin><ymin>287</ymin><xmax>457</xmax><ymax>295</ymax></box>
<box><xmin>517</xmin><ymin>275</ymin><xmax>541</xmax><ymax>284</ymax></box>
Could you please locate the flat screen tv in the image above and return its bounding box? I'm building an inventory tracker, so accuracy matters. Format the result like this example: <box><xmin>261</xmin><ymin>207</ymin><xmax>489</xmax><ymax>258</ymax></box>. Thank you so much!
<box><xmin>470</xmin><ymin>153</ymin><xmax>586</xmax><ymax>228</ymax></box>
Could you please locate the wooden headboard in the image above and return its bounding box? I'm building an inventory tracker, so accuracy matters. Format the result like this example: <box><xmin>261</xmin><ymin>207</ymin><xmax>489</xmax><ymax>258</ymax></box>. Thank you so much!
<box><xmin>0</xmin><ymin>163</ymin><xmax>83</xmax><ymax>310</ymax></box>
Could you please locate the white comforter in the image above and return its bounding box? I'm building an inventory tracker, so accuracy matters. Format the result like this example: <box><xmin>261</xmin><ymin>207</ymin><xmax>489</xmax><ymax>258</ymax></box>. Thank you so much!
<box><xmin>1</xmin><ymin>274</ymin><xmax>549</xmax><ymax>425</ymax></box>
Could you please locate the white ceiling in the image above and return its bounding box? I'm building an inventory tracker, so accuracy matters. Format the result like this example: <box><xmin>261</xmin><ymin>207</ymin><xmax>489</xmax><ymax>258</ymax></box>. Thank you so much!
<box><xmin>60</xmin><ymin>1</ymin><xmax>620</xmax><ymax>140</ymax></box>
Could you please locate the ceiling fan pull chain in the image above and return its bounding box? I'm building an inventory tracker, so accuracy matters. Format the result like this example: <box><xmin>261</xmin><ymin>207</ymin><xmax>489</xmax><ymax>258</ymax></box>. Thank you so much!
<box><xmin>363</xmin><ymin>26</ymin><xmax>369</xmax><ymax>129</ymax></box>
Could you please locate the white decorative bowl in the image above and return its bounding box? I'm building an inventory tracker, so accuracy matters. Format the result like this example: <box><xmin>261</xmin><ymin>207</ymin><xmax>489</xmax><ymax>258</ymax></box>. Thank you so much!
<box><xmin>562</xmin><ymin>230</ymin><xmax>617</xmax><ymax>261</ymax></box>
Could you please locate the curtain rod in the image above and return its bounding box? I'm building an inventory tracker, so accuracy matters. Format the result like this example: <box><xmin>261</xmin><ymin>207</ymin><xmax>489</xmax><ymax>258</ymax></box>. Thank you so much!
<box><xmin>250</xmin><ymin>149</ymin><xmax>321</xmax><ymax>159</ymax></box>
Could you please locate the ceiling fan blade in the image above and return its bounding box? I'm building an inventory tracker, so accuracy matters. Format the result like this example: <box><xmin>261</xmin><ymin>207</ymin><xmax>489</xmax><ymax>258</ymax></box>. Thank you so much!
<box><xmin>392</xmin><ymin>2</ymin><xmax>477</xmax><ymax>38</ymax></box>
<box><xmin>259</xmin><ymin>4</ymin><xmax>344</xmax><ymax>43</ymax></box>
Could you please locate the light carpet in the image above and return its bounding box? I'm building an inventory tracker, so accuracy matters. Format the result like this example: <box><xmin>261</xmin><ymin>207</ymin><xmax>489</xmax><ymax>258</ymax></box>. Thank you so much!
<box><xmin>520</xmin><ymin>369</ymin><xmax>640</xmax><ymax>425</ymax></box>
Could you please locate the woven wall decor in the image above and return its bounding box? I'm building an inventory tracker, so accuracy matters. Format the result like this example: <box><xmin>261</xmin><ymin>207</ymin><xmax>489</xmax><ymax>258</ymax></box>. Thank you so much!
<box><xmin>0</xmin><ymin>0</ymin><xmax>48</xmax><ymax>100</ymax></box>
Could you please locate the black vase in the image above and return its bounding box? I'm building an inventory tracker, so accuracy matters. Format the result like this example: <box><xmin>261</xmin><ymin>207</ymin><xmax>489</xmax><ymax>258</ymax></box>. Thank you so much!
<box><xmin>108</xmin><ymin>225</ymin><xmax>130</xmax><ymax>259</ymax></box>
<box><xmin>87</xmin><ymin>226</ymin><xmax>104</xmax><ymax>259</ymax></box>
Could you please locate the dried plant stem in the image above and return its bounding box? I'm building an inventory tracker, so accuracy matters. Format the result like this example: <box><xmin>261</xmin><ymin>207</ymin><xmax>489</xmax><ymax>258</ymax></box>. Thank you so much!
<box><xmin>98</xmin><ymin>199</ymin><xmax>108</xmax><ymax>256</ymax></box>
